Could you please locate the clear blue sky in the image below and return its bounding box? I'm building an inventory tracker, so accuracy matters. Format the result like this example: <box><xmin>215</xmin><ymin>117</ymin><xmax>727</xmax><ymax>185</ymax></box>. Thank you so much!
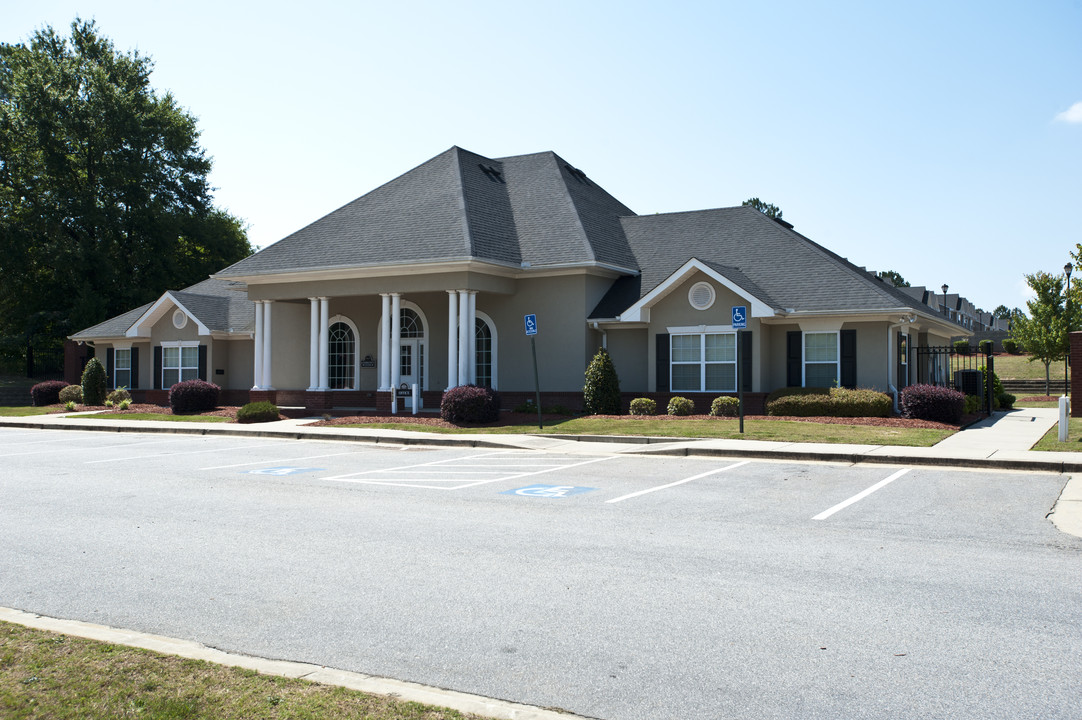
<box><xmin>7</xmin><ymin>0</ymin><xmax>1081</xmax><ymax>313</ymax></box>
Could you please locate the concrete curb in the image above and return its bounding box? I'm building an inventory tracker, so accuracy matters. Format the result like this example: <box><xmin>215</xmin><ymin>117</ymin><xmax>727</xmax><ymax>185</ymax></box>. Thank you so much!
<box><xmin>0</xmin><ymin>606</ymin><xmax>594</xmax><ymax>720</ymax></box>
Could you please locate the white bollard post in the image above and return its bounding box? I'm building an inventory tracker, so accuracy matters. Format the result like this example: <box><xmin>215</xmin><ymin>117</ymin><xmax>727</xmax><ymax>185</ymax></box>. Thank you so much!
<box><xmin>412</xmin><ymin>383</ymin><xmax>420</xmax><ymax>416</ymax></box>
<box><xmin>1058</xmin><ymin>396</ymin><xmax>1069</xmax><ymax>442</ymax></box>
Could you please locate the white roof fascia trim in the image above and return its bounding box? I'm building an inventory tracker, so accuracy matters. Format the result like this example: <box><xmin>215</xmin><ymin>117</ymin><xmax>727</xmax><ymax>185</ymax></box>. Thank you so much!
<box><xmin>126</xmin><ymin>293</ymin><xmax>211</xmax><ymax>338</ymax></box>
<box><xmin>619</xmin><ymin>259</ymin><xmax>775</xmax><ymax>323</ymax></box>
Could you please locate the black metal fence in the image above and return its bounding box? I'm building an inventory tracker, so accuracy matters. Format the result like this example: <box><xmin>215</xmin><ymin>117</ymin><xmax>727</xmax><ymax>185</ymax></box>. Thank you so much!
<box><xmin>0</xmin><ymin>347</ymin><xmax>66</xmax><ymax>381</ymax></box>
<box><xmin>913</xmin><ymin>346</ymin><xmax>995</xmax><ymax>412</ymax></box>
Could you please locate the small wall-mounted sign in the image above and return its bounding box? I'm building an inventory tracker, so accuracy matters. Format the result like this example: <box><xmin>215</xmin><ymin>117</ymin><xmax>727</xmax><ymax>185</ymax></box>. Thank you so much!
<box><xmin>360</xmin><ymin>355</ymin><xmax>376</xmax><ymax>368</ymax></box>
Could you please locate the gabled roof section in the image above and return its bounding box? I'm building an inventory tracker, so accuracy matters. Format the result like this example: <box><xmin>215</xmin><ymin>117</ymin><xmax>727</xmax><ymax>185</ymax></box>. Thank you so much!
<box><xmin>615</xmin><ymin>258</ymin><xmax>777</xmax><ymax>322</ymax></box>
<box><xmin>591</xmin><ymin>206</ymin><xmax>950</xmax><ymax>319</ymax></box>
<box><xmin>69</xmin><ymin>278</ymin><xmax>254</xmax><ymax>341</ymax></box>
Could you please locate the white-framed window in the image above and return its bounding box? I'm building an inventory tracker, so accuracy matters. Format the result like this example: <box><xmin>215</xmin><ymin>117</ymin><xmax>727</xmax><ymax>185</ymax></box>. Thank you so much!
<box><xmin>329</xmin><ymin>321</ymin><xmax>356</xmax><ymax>389</ymax></box>
<box><xmin>162</xmin><ymin>341</ymin><xmax>199</xmax><ymax>388</ymax></box>
<box><xmin>114</xmin><ymin>348</ymin><xmax>132</xmax><ymax>389</ymax></box>
<box><xmin>804</xmin><ymin>332</ymin><xmax>839</xmax><ymax>387</ymax></box>
<box><xmin>671</xmin><ymin>332</ymin><xmax>736</xmax><ymax>392</ymax></box>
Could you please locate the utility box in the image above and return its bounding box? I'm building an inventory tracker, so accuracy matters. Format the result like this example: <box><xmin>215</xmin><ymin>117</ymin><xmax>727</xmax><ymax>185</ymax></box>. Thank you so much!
<box><xmin>954</xmin><ymin>369</ymin><xmax>984</xmax><ymax>398</ymax></box>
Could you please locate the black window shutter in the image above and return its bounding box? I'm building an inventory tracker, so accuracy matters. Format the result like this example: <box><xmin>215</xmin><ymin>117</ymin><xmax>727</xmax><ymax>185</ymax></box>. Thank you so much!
<box><xmin>106</xmin><ymin>348</ymin><xmax>115</xmax><ymax>389</ymax></box>
<box><xmin>198</xmin><ymin>345</ymin><xmax>208</xmax><ymax>381</ymax></box>
<box><xmin>656</xmin><ymin>333</ymin><xmax>670</xmax><ymax>393</ymax></box>
<box><xmin>131</xmin><ymin>348</ymin><xmax>140</xmax><ymax>389</ymax></box>
<box><xmin>786</xmin><ymin>331</ymin><xmax>802</xmax><ymax>387</ymax></box>
<box><xmin>741</xmin><ymin>331</ymin><xmax>753</xmax><ymax>392</ymax></box>
<box><xmin>841</xmin><ymin>329</ymin><xmax>857</xmax><ymax>389</ymax></box>
<box><xmin>153</xmin><ymin>346</ymin><xmax>162</xmax><ymax>390</ymax></box>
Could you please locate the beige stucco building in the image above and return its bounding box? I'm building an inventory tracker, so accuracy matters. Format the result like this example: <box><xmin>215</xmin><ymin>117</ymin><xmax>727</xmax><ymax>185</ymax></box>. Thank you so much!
<box><xmin>72</xmin><ymin>147</ymin><xmax>966</xmax><ymax>413</ymax></box>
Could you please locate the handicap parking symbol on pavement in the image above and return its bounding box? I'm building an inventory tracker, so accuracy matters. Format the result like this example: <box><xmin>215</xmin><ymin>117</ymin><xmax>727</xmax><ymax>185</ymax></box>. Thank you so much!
<box><xmin>246</xmin><ymin>466</ymin><xmax>325</xmax><ymax>476</ymax></box>
<box><xmin>503</xmin><ymin>484</ymin><xmax>596</xmax><ymax>498</ymax></box>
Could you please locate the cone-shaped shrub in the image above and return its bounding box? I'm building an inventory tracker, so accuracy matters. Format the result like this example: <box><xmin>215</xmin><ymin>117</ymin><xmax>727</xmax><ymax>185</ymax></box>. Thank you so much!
<box><xmin>583</xmin><ymin>348</ymin><xmax>621</xmax><ymax>415</ymax></box>
<box><xmin>81</xmin><ymin>358</ymin><xmax>108</xmax><ymax>406</ymax></box>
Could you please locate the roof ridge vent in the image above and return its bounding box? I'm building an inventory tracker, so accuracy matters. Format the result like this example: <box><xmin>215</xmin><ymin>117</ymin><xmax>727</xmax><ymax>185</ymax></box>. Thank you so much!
<box><xmin>564</xmin><ymin>163</ymin><xmax>589</xmax><ymax>184</ymax></box>
<box><xmin>478</xmin><ymin>164</ymin><xmax>505</xmax><ymax>183</ymax></box>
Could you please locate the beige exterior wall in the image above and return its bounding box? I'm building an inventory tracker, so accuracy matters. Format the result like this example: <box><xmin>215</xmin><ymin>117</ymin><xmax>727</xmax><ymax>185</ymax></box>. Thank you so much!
<box><xmin>603</xmin><ymin>329</ymin><xmax>649</xmax><ymax>391</ymax></box>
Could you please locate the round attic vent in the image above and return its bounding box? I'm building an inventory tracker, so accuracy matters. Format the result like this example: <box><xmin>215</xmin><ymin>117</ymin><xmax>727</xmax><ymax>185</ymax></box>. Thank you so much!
<box><xmin>172</xmin><ymin>308</ymin><xmax>188</xmax><ymax>329</ymax></box>
<box><xmin>688</xmin><ymin>282</ymin><xmax>716</xmax><ymax>311</ymax></box>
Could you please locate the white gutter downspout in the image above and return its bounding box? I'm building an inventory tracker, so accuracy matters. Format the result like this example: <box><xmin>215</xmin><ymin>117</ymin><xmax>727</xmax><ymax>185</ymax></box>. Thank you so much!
<box><xmin>591</xmin><ymin>321</ymin><xmax>607</xmax><ymax>350</ymax></box>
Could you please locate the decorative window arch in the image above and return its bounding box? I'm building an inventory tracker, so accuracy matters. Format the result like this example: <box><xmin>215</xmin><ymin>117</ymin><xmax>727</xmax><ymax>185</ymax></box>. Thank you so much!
<box><xmin>376</xmin><ymin>301</ymin><xmax>430</xmax><ymax>390</ymax></box>
<box><xmin>328</xmin><ymin>314</ymin><xmax>360</xmax><ymax>390</ymax></box>
<box><xmin>475</xmin><ymin>311</ymin><xmax>498</xmax><ymax>389</ymax></box>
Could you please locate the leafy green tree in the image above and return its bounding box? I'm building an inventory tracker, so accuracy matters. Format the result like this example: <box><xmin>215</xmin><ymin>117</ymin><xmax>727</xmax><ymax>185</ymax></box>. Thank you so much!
<box><xmin>742</xmin><ymin>197</ymin><xmax>783</xmax><ymax>220</ymax></box>
<box><xmin>1009</xmin><ymin>272</ymin><xmax>1067</xmax><ymax>395</ymax></box>
<box><xmin>993</xmin><ymin>305</ymin><xmax>1011</xmax><ymax>319</ymax></box>
<box><xmin>878</xmin><ymin>270</ymin><xmax>909</xmax><ymax>287</ymax></box>
<box><xmin>0</xmin><ymin>19</ymin><xmax>252</xmax><ymax>350</ymax></box>
<box><xmin>583</xmin><ymin>348</ymin><xmax>621</xmax><ymax>414</ymax></box>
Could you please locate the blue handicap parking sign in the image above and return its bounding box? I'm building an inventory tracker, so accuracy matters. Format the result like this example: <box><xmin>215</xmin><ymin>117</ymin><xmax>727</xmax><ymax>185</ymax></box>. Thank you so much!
<box><xmin>732</xmin><ymin>306</ymin><xmax>747</xmax><ymax>329</ymax></box>
<box><xmin>503</xmin><ymin>484</ymin><xmax>596</xmax><ymax>498</ymax></box>
<box><xmin>524</xmin><ymin>314</ymin><xmax>538</xmax><ymax>336</ymax></box>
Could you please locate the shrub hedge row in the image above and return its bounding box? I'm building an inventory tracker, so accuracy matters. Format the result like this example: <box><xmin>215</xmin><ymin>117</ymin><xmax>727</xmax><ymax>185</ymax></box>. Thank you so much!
<box><xmin>765</xmin><ymin>387</ymin><xmax>891</xmax><ymax>417</ymax></box>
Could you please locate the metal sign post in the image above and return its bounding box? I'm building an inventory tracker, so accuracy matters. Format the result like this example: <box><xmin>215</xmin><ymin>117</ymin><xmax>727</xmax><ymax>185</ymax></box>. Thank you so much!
<box><xmin>525</xmin><ymin>314</ymin><xmax>542</xmax><ymax>429</ymax></box>
<box><xmin>732</xmin><ymin>307</ymin><xmax>747</xmax><ymax>434</ymax></box>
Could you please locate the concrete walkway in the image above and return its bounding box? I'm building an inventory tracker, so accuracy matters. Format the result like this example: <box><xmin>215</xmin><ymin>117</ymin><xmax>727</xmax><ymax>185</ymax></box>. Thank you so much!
<box><xmin>1</xmin><ymin>406</ymin><xmax>1079</xmax><ymax>720</ymax></box>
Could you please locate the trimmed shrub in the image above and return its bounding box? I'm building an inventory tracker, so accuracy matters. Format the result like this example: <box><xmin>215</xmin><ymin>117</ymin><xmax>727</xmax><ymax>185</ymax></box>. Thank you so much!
<box><xmin>169</xmin><ymin>379</ymin><xmax>220</xmax><ymax>414</ymax></box>
<box><xmin>667</xmin><ymin>396</ymin><xmax>695</xmax><ymax>416</ymax></box>
<box><xmin>81</xmin><ymin>358</ymin><xmax>108</xmax><ymax>406</ymax></box>
<box><xmin>1002</xmin><ymin>338</ymin><xmax>1019</xmax><ymax>354</ymax></box>
<box><xmin>963</xmin><ymin>394</ymin><xmax>981</xmax><ymax>415</ymax></box>
<box><xmin>58</xmin><ymin>384</ymin><xmax>83</xmax><ymax>404</ymax></box>
<box><xmin>765</xmin><ymin>387</ymin><xmax>832</xmax><ymax>403</ymax></box>
<box><xmin>710</xmin><ymin>396</ymin><xmax>739</xmax><ymax>417</ymax></box>
<box><xmin>30</xmin><ymin>380</ymin><xmax>68</xmax><ymax>406</ymax></box>
<box><xmin>441</xmin><ymin>385</ymin><xmax>500</xmax><ymax>424</ymax></box>
<box><xmin>998</xmin><ymin>393</ymin><xmax>1016</xmax><ymax>409</ymax></box>
<box><xmin>106</xmin><ymin>387</ymin><xmax>131</xmax><ymax>405</ymax></box>
<box><xmin>953</xmin><ymin>340</ymin><xmax>971</xmax><ymax>354</ymax></box>
<box><xmin>977</xmin><ymin>339</ymin><xmax>993</xmax><ymax>355</ymax></box>
<box><xmin>237</xmin><ymin>401</ymin><xmax>281</xmax><ymax>423</ymax></box>
<box><xmin>629</xmin><ymin>397</ymin><xmax>657</xmax><ymax>416</ymax></box>
<box><xmin>900</xmin><ymin>384</ymin><xmax>965</xmax><ymax>424</ymax></box>
<box><xmin>766</xmin><ymin>387</ymin><xmax>891</xmax><ymax>417</ymax></box>
<box><xmin>583</xmin><ymin>348</ymin><xmax>621</xmax><ymax>415</ymax></box>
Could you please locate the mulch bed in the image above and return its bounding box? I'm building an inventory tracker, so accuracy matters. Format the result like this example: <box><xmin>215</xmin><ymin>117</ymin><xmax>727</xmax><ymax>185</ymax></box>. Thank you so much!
<box><xmin>50</xmin><ymin>403</ymin><xmax>244</xmax><ymax>420</ymax></box>
<box><xmin>310</xmin><ymin>411</ymin><xmax>967</xmax><ymax>431</ymax></box>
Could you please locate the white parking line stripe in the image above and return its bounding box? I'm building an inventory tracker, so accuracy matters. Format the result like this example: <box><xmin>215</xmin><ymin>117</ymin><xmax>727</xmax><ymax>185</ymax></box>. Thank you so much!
<box><xmin>812</xmin><ymin>468</ymin><xmax>912</xmax><ymax>520</ymax></box>
<box><xmin>200</xmin><ymin>451</ymin><xmax>362</xmax><ymax>470</ymax></box>
<box><xmin>326</xmin><ymin>455</ymin><xmax>616</xmax><ymax>490</ymax></box>
<box><xmin>84</xmin><ymin>442</ymin><xmax>283</xmax><ymax>464</ymax></box>
<box><xmin>0</xmin><ymin>437</ymin><xmax>182</xmax><ymax>458</ymax></box>
<box><xmin>451</xmin><ymin>455</ymin><xmax>616</xmax><ymax>489</ymax></box>
<box><xmin>605</xmin><ymin>461</ymin><xmax>751</xmax><ymax>504</ymax></box>
<box><xmin>322</xmin><ymin>452</ymin><xmax>500</xmax><ymax>480</ymax></box>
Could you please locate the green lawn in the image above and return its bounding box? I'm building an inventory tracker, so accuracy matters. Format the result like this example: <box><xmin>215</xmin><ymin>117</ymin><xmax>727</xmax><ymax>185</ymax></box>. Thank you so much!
<box><xmin>74</xmin><ymin>412</ymin><xmax>231</xmax><ymax>423</ymax></box>
<box><xmin>991</xmin><ymin>353</ymin><xmax>1066</xmax><ymax>381</ymax></box>
<box><xmin>0</xmin><ymin>406</ymin><xmax>56</xmax><ymax>417</ymax></box>
<box><xmin>0</xmin><ymin>621</ymin><xmax>482</xmax><ymax>720</ymax></box>
<box><xmin>329</xmin><ymin>416</ymin><xmax>953</xmax><ymax>447</ymax></box>
<box><xmin>1032</xmin><ymin>417</ymin><xmax>1082</xmax><ymax>452</ymax></box>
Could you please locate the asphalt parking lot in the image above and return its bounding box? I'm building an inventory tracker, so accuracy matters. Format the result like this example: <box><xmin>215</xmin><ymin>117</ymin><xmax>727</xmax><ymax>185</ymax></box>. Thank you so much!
<box><xmin>2</xmin><ymin>428</ymin><xmax>1080</xmax><ymax>719</ymax></box>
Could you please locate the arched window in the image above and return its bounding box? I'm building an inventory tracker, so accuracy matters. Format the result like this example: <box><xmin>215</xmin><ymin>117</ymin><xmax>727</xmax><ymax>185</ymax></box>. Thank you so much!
<box><xmin>400</xmin><ymin>308</ymin><xmax>423</xmax><ymax>338</ymax></box>
<box><xmin>475</xmin><ymin>317</ymin><xmax>493</xmax><ymax>388</ymax></box>
<box><xmin>328</xmin><ymin>321</ymin><xmax>355</xmax><ymax>389</ymax></box>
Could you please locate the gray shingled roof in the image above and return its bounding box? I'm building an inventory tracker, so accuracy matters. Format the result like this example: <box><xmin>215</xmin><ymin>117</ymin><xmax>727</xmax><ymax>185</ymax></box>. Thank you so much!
<box><xmin>215</xmin><ymin>147</ymin><xmax>639</xmax><ymax>278</ymax></box>
<box><xmin>70</xmin><ymin>278</ymin><xmax>252</xmax><ymax>340</ymax></box>
<box><xmin>589</xmin><ymin>206</ymin><xmax>947</xmax><ymax>319</ymax></box>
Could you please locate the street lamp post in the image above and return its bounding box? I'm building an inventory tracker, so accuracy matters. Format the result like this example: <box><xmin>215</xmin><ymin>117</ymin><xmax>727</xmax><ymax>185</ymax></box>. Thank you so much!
<box><xmin>942</xmin><ymin>284</ymin><xmax>949</xmax><ymax>319</ymax></box>
<box><xmin>1066</xmin><ymin>263</ymin><xmax>1073</xmax><ymax>396</ymax></box>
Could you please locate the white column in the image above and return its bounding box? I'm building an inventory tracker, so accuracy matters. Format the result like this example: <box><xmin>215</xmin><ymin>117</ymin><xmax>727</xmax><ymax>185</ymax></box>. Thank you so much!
<box><xmin>391</xmin><ymin>293</ymin><xmax>402</xmax><ymax>390</ymax></box>
<box><xmin>467</xmin><ymin>291</ymin><xmax>477</xmax><ymax>385</ymax></box>
<box><xmin>379</xmin><ymin>294</ymin><xmax>391</xmax><ymax>391</ymax></box>
<box><xmin>308</xmin><ymin>298</ymin><xmax>319</xmax><ymax>391</ymax></box>
<box><xmin>252</xmin><ymin>301</ymin><xmax>264</xmax><ymax>390</ymax></box>
<box><xmin>457</xmin><ymin>290</ymin><xmax>469</xmax><ymax>386</ymax></box>
<box><xmin>261</xmin><ymin>300</ymin><xmax>274</xmax><ymax>390</ymax></box>
<box><xmin>318</xmin><ymin>297</ymin><xmax>330</xmax><ymax>390</ymax></box>
<box><xmin>447</xmin><ymin>291</ymin><xmax>458</xmax><ymax>390</ymax></box>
